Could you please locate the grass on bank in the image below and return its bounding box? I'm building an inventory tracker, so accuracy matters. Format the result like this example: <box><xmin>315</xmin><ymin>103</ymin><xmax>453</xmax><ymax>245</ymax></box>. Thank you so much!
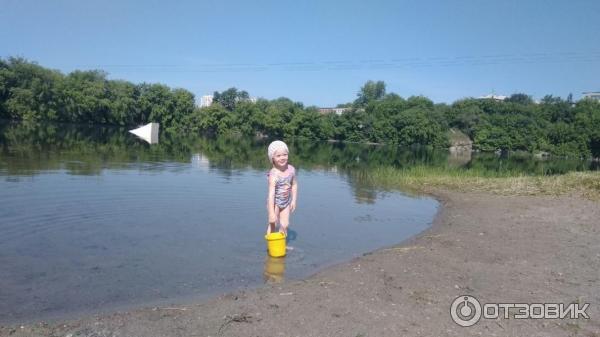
<box><xmin>360</xmin><ymin>166</ymin><xmax>600</xmax><ymax>200</ymax></box>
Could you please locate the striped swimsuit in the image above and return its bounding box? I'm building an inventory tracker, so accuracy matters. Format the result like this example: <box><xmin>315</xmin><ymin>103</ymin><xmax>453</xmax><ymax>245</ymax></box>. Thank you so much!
<box><xmin>268</xmin><ymin>165</ymin><xmax>295</xmax><ymax>209</ymax></box>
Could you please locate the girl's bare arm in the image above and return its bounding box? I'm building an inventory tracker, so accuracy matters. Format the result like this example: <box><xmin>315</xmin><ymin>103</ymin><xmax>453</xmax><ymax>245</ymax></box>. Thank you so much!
<box><xmin>267</xmin><ymin>174</ymin><xmax>277</xmax><ymax>224</ymax></box>
<box><xmin>290</xmin><ymin>175</ymin><xmax>298</xmax><ymax>212</ymax></box>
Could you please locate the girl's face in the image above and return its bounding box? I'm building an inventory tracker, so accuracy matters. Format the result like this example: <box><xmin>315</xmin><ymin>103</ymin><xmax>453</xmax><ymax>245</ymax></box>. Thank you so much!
<box><xmin>272</xmin><ymin>149</ymin><xmax>288</xmax><ymax>167</ymax></box>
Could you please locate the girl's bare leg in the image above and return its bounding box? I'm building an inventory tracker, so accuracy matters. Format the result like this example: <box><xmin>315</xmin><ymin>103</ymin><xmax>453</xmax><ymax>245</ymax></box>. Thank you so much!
<box><xmin>278</xmin><ymin>206</ymin><xmax>290</xmax><ymax>235</ymax></box>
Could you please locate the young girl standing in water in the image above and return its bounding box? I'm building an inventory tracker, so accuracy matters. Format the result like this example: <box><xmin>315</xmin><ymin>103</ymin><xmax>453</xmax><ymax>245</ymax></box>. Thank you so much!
<box><xmin>266</xmin><ymin>140</ymin><xmax>297</xmax><ymax>235</ymax></box>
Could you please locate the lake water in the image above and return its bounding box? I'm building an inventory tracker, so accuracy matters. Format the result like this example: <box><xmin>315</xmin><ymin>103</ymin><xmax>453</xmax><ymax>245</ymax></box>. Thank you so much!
<box><xmin>0</xmin><ymin>123</ymin><xmax>442</xmax><ymax>323</ymax></box>
<box><xmin>0</xmin><ymin>122</ymin><xmax>597</xmax><ymax>323</ymax></box>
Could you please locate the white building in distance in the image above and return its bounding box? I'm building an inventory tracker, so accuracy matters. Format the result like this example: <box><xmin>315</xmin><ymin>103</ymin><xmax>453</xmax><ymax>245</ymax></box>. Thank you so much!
<box><xmin>318</xmin><ymin>107</ymin><xmax>349</xmax><ymax>115</ymax></box>
<box><xmin>200</xmin><ymin>95</ymin><xmax>213</xmax><ymax>107</ymax></box>
<box><xmin>199</xmin><ymin>95</ymin><xmax>258</xmax><ymax>107</ymax></box>
<box><xmin>478</xmin><ymin>94</ymin><xmax>507</xmax><ymax>101</ymax></box>
<box><xmin>582</xmin><ymin>92</ymin><xmax>600</xmax><ymax>101</ymax></box>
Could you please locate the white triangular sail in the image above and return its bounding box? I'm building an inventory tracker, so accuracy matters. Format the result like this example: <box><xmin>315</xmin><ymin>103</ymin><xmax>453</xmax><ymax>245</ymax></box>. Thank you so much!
<box><xmin>129</xmin><ymin>123</ymin><xmax>159</xmax><ymax>144</ymax></box>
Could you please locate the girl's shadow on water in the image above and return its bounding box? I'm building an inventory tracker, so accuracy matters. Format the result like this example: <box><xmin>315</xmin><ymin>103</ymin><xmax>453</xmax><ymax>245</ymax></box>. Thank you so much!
<box><xmin>286</xmin><ymin>229</ymin><xmax>297</xmax><ymax>244</ymax></box>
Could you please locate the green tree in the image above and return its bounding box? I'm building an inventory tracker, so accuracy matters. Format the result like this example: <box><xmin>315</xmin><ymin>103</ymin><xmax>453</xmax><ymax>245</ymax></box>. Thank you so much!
<box><xmin>506</xmin><ymin>93</ymin><xmax>534</xmax><ymax>105</ymax></box>
<box><xmin>262</xmin><ymin>98</ymin><xmax>297</xmax><ymax>138</ymax></box>
<box><xmin>573</xmin><ymin>99</ymin><xmax>600</xmax><ymax>157</ymax></box>
<box><xmin>192</xmin><ymin>104</ymin><xmax>231</xmax><ymax>134</ymax></box>
<box><xmin>137</xmin><ymin>84</ymin><xmax>195</xmax><ymax>130</ymax></box>
<box><xmin>213</xmin><ymin>88</ymin><xmax>250</xmax><ymax>111</ymax></box>
<box><xmin>392</xmin><ymin>107</ymin><xmax>447</xmax><ymax>147</ymax></box>
<box><xmin>3</xmin><ymin>57</ymin><xmax>62</xmax><ymax>121</ymax></box>
<box><xmin>59</xmin><ymin>70</ymin><xmax>110</xmax><ymax>123</ymax></box>
<box><xmin>230</xmin><ymin>101</ymin><xmax>261</xmax><ymax>135</ymax></box>
<box><xmin>540</xmin><ymin>95</ymin><xmax>574</xmax><ymax>123</ymax></box>
<box><xmin>354</xmin><ymin>80</ymin><xmax>386</xmax><ymax>107</ymax></box>
<box><xmin>105</xmin><ymin>80</ymin><xmax>139</xmax><ymax>125</ymax></box>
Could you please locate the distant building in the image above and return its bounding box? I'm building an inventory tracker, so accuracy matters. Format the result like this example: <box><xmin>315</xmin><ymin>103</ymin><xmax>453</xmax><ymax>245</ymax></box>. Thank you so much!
<box><xmin>199</xmin><ymin>95</ymin><xmax>258</xmax><ymax>107</ymax></box>
<box><xmin>582</xmin><ymin>92</ymin><xmax>600</xmax><ymax>101</ymax></box>
<box><xmin>318</xmin><ymin>107</ymin><xmax>349</xmax><ymax>115</ymax></box>
<box><xmin>200</xmin><ymin>95</ymin><xmax>213</xmax><ymax>107</ymax></box>
<box><xmin>478</xmin><ymin>94</ymin><xmax>507</xmax><ymax>101</ymax></box>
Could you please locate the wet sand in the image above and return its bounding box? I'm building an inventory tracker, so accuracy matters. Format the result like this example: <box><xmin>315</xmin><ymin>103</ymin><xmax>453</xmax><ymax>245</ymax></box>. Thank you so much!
<box><xmin>1</xmin><ymin>190</ymin><xmax>599</xmax><ymax>336</ymax></box>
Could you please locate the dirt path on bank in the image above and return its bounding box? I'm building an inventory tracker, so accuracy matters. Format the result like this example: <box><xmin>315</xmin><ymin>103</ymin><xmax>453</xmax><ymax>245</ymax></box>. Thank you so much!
<box><xmin>2</xmin><ymin>191</ymin><xmax>599</xmax><ymax>337</ymax></box>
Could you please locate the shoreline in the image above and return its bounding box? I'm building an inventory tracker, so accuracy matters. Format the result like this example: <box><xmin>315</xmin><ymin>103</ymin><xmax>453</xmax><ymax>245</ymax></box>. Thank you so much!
<box><xmin>2</xmin><ymin>189</ymin><xmax>599</xmax><ymax>336</ymax></box>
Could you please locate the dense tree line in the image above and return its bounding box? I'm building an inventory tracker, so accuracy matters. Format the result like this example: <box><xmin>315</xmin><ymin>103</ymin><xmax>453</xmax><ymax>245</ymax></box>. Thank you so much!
<box><xmin>446</xmin><ymin>93</ymin><xmax>600</xmax><ymax>157</ymax></box>
<box><xmin>1</xmin><ymin>58</ymin><xmax>599</xmax><ymax>157</ymax></box>
<box><xmin>182</xmin><ymin>81</ymin><xmax>449</xmax><ymax>148</ymax></box>
<box><xmin>0</xmin><ymin>57</ymin><xmax>194</xmax><ymax>131</ymax></box>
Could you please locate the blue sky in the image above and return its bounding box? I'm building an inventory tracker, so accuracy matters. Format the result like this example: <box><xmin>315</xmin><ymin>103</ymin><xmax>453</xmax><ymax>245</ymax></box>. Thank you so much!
<box><xmin>1</xmin><ymin>0</ymin><xmax>599</xmax><ymax>106</ymax></box>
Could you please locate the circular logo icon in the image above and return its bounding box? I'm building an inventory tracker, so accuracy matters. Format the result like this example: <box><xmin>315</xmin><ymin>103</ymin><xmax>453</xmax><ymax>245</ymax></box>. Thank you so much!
<box><xmin>450</xmin><ymin>295</ymin><xmax>482</xmax><ymax>327</ymax></box>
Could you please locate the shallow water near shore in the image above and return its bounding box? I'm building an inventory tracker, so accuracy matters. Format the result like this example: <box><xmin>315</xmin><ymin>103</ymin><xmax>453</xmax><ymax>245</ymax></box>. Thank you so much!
<box><xmin>0</xmin><ymin>167</ymin><xmax>438</xmax><ymax>323</ymax></box>
<box><xmin>0</xmin><ymin>123</ymin><xmax>443</xmax><ymax>324</ymax></box>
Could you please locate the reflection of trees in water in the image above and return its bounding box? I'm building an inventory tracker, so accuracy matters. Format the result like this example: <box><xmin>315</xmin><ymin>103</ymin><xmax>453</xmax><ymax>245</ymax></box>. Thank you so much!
<box><xmin>346</xmin><ymin>170</ymin><xmax>378</xmax><ymax>204</ymax></box>
<box><xmin>0</xmin><ymin>121</ymin><xmax>190</xmax><ymax>175</ymax></box>
<box><xmin>1</xmin><ymin>122</ymin><xmax>597</xmax><ymax>200</ymax></box>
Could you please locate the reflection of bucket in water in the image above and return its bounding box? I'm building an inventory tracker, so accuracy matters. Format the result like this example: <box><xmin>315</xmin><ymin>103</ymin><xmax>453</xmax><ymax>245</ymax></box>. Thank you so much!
<box><xmin>264</xmin><ymin>255</ymin><xmax>286</xmax><ymax>283</ymax></box>
<box><xmin>265</xmin><ymin>232</ymin><xmax>286</xmax><ymax>257</ymax></box>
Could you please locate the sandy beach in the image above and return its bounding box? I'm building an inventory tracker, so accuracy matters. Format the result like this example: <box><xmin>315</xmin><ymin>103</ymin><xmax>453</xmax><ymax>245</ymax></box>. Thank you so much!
<box><xmin>1</xmin><ymin>189</ymin><xmax>598</xmax><ymax>337</ymax></box>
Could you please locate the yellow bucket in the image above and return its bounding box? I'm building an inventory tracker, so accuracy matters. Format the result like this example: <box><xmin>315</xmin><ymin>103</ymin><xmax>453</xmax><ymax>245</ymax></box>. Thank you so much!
<box><xmin>265</xmin><ymin>232</ymin><xmax>286</xmax><ymax>257</ymax></box>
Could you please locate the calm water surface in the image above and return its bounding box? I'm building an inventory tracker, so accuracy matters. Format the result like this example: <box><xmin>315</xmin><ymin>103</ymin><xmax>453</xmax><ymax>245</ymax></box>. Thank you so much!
<box><xmin>0</xmin><ymin>123</ymin><xmax>443</xmax><ymax>323</ymax></box>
